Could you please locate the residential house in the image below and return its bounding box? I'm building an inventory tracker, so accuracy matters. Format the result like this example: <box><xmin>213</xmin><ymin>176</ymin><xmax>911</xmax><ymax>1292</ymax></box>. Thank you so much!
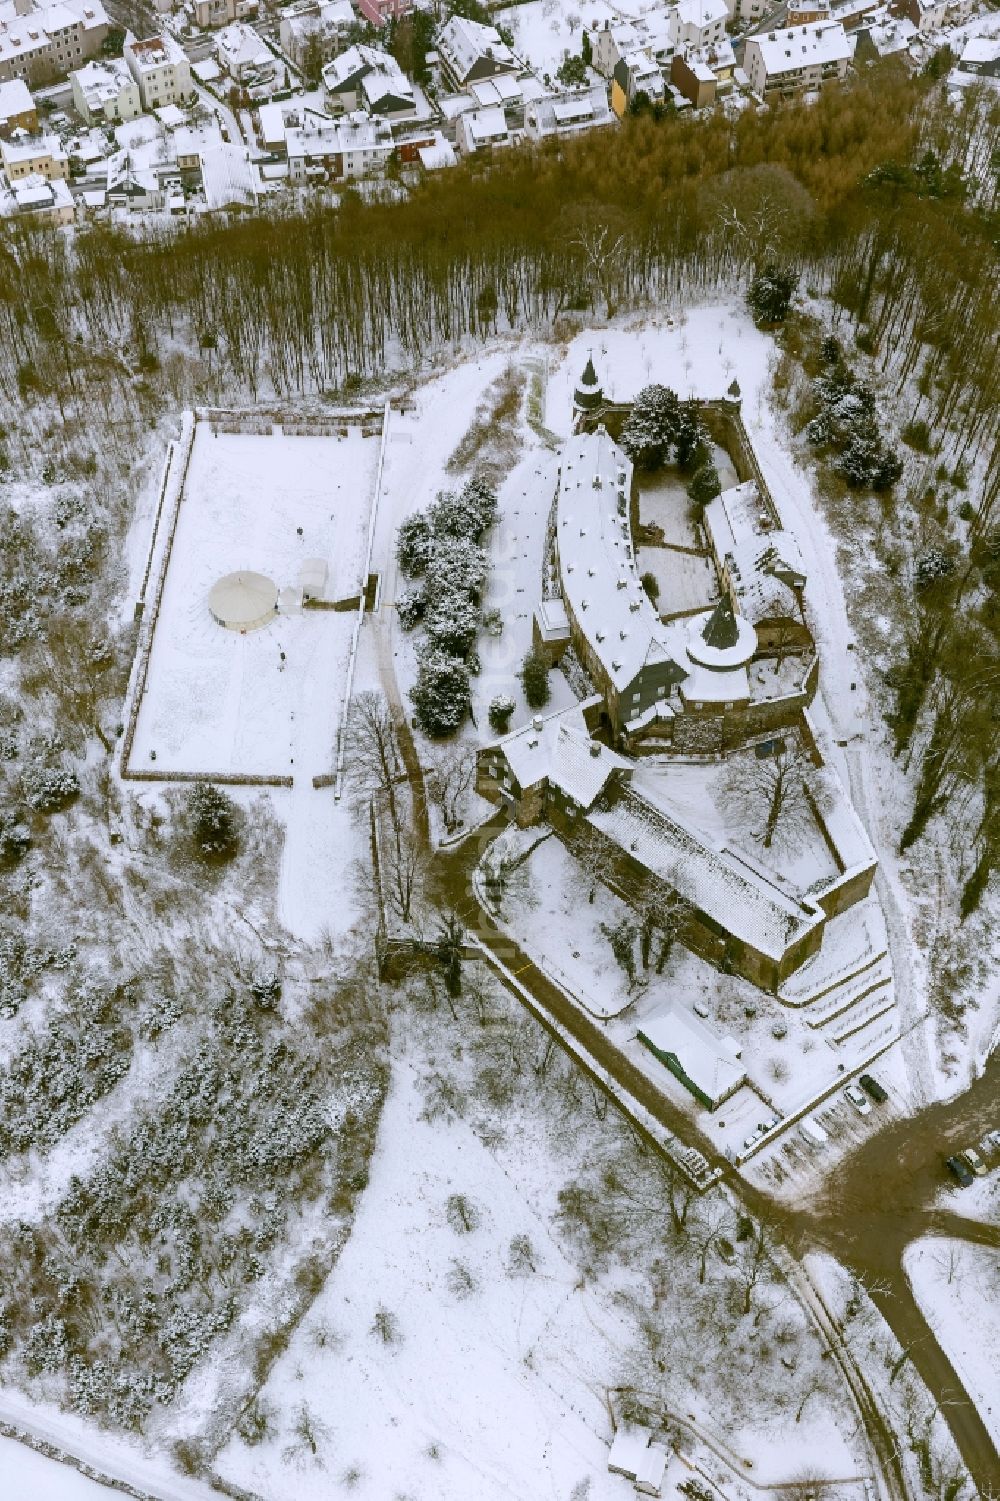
<box><xmin>257</xmin><ymin>96</ymin><xmax>301</xmax><ymax>150</ymax></box>
<box><xmin>123</xmin><ymin>32</ymin><xmax>193</xmax><ymax>109</ymax></box>
<box><xmin>743</xmin><ymin>20</ymin><xmax>850</xmax><ymax>94</ymax></box>
<box><xmin>891</xmin><ymin>0</ymin><xmax>973</xmax><ymax>28</ymax></box>
<box><xmin>0</xmin><ymin>0</ymin><xmax>109</xmax><ymax>87</ymax></box>
<box><xmin>455</xmin><ymin>102</ymin><xmax>509</xmax><ymax>153</ymax></box>
<box><xmin>523</xmin><ymin>82</ymin><xmax>614</xmax><ymax>139</ymax></box>
<box><xmin>416</xmin><ymin>133</ymin><xmax>455</xmax><ymax>169</ymax></box>
<box><xmin>475</xmin><ymin>699</ymin><xmax>631</xmax><ymax>829</ymax></box>
<box><xmin>278</xmin><ymin>0</ymin><xmax>352</xmax><ymax>71</ymax></box>
<box><xmin>954</xmin><ymin>33</ymin><xmax>1000</xmax><ymax>78</ymax></box>
<box><xmin>172</xmin><ymin>114</ymin><xmax>224</xmax><ymax>168</ymax></box>
<box><xmin>786</xmin><ymin>0</ymin><xmax>830</xmax><ymax>21</ymax></box>
<box><xmin>285</xmin><ymin>106</ymin><xmax>393</xmax><ymax>178</ymax></box>
<box><xmin>670</xmin><ymin>47</ymin><xmax>717</xmax><ymax>105</ymax></box>
<box><xmin>216</xmin><ymin>21</ymin><xmax>275</xmax><ymax>82</ymax></box>
<box><xmin>192</xmin><ymin>0</ymin><xmax>258</xmax><ymax>31</ymax></box>
<box><xmin>589</xmin><ymin>18</ymin><xmax>641</xmax><ymax>77</ymax></box>
<box><xmin>670</xmin><ymin>0</ymin><xmax>728</xmax><ymax>51</ymax></box>
<box><xmin>852</xmin><ymin>13</ymin><xmax>915</xmax><ymax>55</ymax></box>
<box><xmin>611</xmin><ymin>49</ymin><xmax>665</xmax><ymax>115</ymax></box>
<box><xmin>0</xmin><ymin>125</ymin><xmax>66</xmax><ymax>176</ymax></box>
<box><xmin>321</xmin><ymin>43</ymin><xmax>416</xmax><ymax>117</ymax></box>
<box><xmin>830</xmin><ymin>0</ymin><xmax>880</xmax><ymax>27</ymax></box>
<box><xmin>356</xmin><ymin>0</ymin><xmax>410</xmax><ymax>27</ymax></box>
<box><xmin>435</xmin><ymin>15</ymin><xmax>520</xmax><ymax>89</ymax></box>
<box><xmin>0</xmin><ymin>75</ymin><xmax>35</xmax><ymax>131</ymax></box>
<box><xmin>70</xmin><ymin>56</ymin><xmax>140</xmax><ymax>122</ymax></box>
<box><xmin>1</xmin><ymin>167</ymin><xmax>73</xmax><ymax>219</ymax></box>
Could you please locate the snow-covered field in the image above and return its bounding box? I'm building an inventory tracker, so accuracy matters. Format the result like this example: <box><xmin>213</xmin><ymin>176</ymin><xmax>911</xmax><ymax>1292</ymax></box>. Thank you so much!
<box><xmin>498</xmin><ymin>0</ymin><xmax>615</xmax><ymax>79</ymax></box>
<box><xmin>214</xmin><ymin>1002</ymin><xmax>863</xmax><ymax>1501</ymax></box>
<box><xmin>131</xmin><ymin>423</ymin><xmax>377</xmax><ymax>780</ymax></box>
<box><xmin>904</xmin><ymin>1238</ymin><xmax>1000</xmax><ymax>1451</ymax></box>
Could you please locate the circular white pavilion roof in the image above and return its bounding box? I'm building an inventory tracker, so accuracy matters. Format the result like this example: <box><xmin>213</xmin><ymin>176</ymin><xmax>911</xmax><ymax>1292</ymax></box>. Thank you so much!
<box><xmin>208</xmin><ymin>571</ymin><xmax>278</xmax><ymax>632</ymax></box>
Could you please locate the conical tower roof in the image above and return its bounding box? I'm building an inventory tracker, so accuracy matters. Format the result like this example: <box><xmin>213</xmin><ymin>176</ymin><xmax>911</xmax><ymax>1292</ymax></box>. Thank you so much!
<box><xmin>702</xmin><ymin>594</ymin><xmax>739</xmax><ymax>651</ymax></box>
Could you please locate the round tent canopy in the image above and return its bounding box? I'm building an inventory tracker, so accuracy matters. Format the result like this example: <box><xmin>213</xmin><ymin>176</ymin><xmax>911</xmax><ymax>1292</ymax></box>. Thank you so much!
<box><xmin>209</xmin><ymin>571</ymin><xmax>278</xmax><ymax>632</ymax></box>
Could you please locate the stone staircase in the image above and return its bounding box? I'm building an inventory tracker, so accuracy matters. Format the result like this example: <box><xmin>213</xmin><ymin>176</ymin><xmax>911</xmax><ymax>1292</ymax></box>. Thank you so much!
<box><xmin>779</xmin><ymin>915</ymin><xmax>896</xmax><ymax>1053</ymax></box>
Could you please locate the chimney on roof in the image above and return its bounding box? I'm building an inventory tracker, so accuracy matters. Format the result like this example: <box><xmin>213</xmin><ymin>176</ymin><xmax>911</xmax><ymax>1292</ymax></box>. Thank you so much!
<box><xmin>589</xmin><ymin>742</ymin><xmax>601</xmax><ymax>758</ymax></box>
<box><xmin>532</xmin><ymin>716</ymin><xmax>543</xmax><ymax>731</ymax></box>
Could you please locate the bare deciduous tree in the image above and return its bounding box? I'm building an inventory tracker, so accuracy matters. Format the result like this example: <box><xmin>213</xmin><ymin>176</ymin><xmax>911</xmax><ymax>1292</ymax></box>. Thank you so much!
<box><xmin>428</xmin><ymin>745</ymin><xmax>476</xmax><ymax>834</ymax></box>
<box><xmin>720</xmin><ymin>740</ymin><xmax>829</xmax><ymax>852</ymax></box>
<box><xmin>347</xmin><ymin>690</ymin><xmax>404</xmax><ymax>822</ymax></box>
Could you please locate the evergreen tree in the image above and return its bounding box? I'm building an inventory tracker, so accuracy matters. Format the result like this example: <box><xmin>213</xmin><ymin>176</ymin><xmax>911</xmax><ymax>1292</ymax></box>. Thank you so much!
<box><xmin>619</xmin><ymin>384</ymin><xmax>681</xmax><ymax>470</ymax></box>
<box><xmin>519</xmin><ymin>648</ymin><xmax>550</xmax><ymax>710</ymax></box>
<box><xmin>674</xmin><ymin>399</ymin><xmax>708</xmax><ymax>471</ymax></box>
<box><xmin>396</xmin><ymin>588</ymin><xmax>425</xmax><ymax>630</ymax></box>
<box><xmin>747</xmin><ymin>265</ymin><xmax>798</xmax><ymax>326</ymax></box>
<box><xmin>410</xmin><ymin>651</ymin><xmax>470</xmax><ymax>738</ymax></box>
<box><xmin>185</xmin><ymin>782</ymin><xmax>239</xmax><ymax>861</ymax></box>
<box><xmin>488</xmin><ymin>694</ymin><xmax>515</xmax><ymax>733</ymax></box>
<box><xmin>423</xmin><ymin>593</ymin><xmax>480</xmax><ymax>658</ymax></box>
<box><xmin>397</xmin><ymin>513</ymin><xmax>433</xmax><ymax>576</ymax></box>
<box><xmin>688</xmin><ymin>461</ymin><xmax>722</xmax><ymax>506</ymax></box>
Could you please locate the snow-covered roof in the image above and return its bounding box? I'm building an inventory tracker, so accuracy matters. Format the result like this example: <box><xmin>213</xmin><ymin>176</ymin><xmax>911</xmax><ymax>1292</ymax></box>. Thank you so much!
<box><xmin>217</xmin><ymin>21</ymin><xmax>272</xmax><ymax>70</ymax></box>
<box><xmin>0</xmin><ymin>78</ymin><xmax>34</xmax><ymax>119</ymax></box>
<box><xmin>200</xmin><ymin>143</ymin><xmax>257</xmax><ymax>208</ymax></box>
<box><xmin>468</xmin><ymin>72</ymin><xmax>522</xmax><ymax>105</ymax></box>
<box><xmin>638</xmin><ymin>1002</ymin><xmax>746</xmax><ymax>1105</ymax></box>
<box><xmin>704</xmin><ymin>481</ymin><xmax>805</xmax><ymax>626</ymax></box>
<box><xmin>286</xmin><ymin>110</ymin><xmax>390</xmax><ymax>158</ymax></box>
<box><xmin>72</xmin><ymin>56</ymin><xmax>133</xmax><ymax>108</ymax></box>
<box><xmin>173</xmin><ymin>117</ymin><xmax>224</xmax><ymax>158</ymax></box>
<box><xmin>749</xmin><ymin>19</ymin><xmax>850</xmax><ymax>74</ymax></box>
<box><xmin>490</xmin><ymin>699</ymin><xmax>631</xmax><ymax>809</ymax></box>
<box><xmin>322</xmin><ymin>43</ymin><xmax>414</xmax><ymax>108</ymax></box>
<box><xmin>675</xmin><ymin>0</ymin><xmax>728</xmax><ymax>30</ymax></box>
<box><xmin>435</xmin><ymin>14</ymin><xmax>519</xmax><ymax>84</ymax></box>
<box><xmin>958</xmin><ymin>32</ymin><xmax>1000</xmax><ymax>64</ymax></box>
<box><xmin>417</xmin><ymin>135</ymin><xmax>456</xmax><ymax>169</ymax></box>
<box><xmin>527</xmin><ymin>83</ymin><xmax>614</xmax><ymax>135</ymax></box>
<box><xmin>463</xmin><ymin>104</ymin><xmax>508</xmax><ymax>141</ymax></box>
<box><xmin>588</xmin><ymin>786</ymin><xmax>822</xmax><ymax>959</ymax></box>
<box><xmin>0</xmin><ymin>0</ymin><xmax>107</xmax><ymax>66</ymax></box>
<box><xmin>620</xmin><ymin>47</ymin><xmax>663</xmax><ymax>80</ymax></box>
<box><xmin>556</xmin><ymin>427</ymin><xmax>689</xmax><ymax>694</ymax></box>
<box><xmin>126</xmin><ymin>31</ymin><xmax>188</xmax><ymax>71</ymax></box>
<box><xmin>0</xmin><ymin>129</ymin><xmax>66</xmax><ymax>164</ymax></box>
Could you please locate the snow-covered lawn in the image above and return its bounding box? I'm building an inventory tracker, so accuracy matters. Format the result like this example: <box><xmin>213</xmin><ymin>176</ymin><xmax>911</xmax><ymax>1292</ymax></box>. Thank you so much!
<box><xmin>0</xmin><ymin>1438</ymin><xmax>117</xmax><ymax>1500</ymax></box>
<box><xmin>904</xmin><ymin>1238</ymin><xmax>1000</xmax><ymax>1450</ymax></box>
<box><xmin>214</xmin><ymin>1057</ymin><xmax>633</xmax><ymax>1501</ymax></box>
<box><xmin>498</xmin><ymin>0</ymin><xmax>613</xmax><ymax>79</ymax></box>
<box><xmin>131</xmin><ymin>423</ymin><xmax>377</xmax><ymax>780</ymax></box>
<box><xmin>213</xmin><ymin>998</ymin><xmax>863</xmax><ymax>1501</ymax></box>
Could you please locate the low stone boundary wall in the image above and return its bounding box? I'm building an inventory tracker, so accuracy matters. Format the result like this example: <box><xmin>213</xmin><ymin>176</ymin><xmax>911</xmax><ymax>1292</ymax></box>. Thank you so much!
<box><xmin>120</xmin><ymin>416</ymin><xmax>196</xmax><ymax>781</ymax></box>
<box><xmin>209</xmin><ymin>416</ymin><xmax>274</xmax><ymax>436</ymax></box>
<box><xmin>0</xmin><ymin>1417</ymin><xmax>180</xmax><ymax>1501</ymax></box>
<box><xmin>124</xmin><ymin>769</ymin><xmax>293</xmax><ymax>788</ymax></box>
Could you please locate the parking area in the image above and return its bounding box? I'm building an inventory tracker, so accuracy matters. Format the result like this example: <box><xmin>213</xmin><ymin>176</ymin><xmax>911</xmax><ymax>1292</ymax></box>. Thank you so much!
<box><xmin>744</xmin><ymin>1074</ymin><xmax>903</xmax><ymax>1195</ymax></box>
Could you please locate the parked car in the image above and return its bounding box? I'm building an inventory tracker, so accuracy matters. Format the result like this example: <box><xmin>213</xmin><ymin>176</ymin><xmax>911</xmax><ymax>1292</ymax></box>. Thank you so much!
<box><xmin>859</xmin><ymin>1073</ymin><xmax>888</xmax><ymax>1104</ymax></box>
<box><xmin>980</xmin><ymin>1130</ymin><xmax>1000</xmax><ymax>1162</ymax></box>
<box><xmin>959</xmin><ymin>1147</ymin><xmax>988</xmax><ymax>1177</ymax></box>
<box><xmin>800</xmin><ymin>1117</ymin><xmax>829</xmax><ymax>1147</ymax></box>
<box><xmin>844</xmin><ymin>1084</ymin><xmax>871</xmax><ymax>1116</ymax></box>
<box><xmin>945</xmin><ymin>1155</ymin><xmax>974</xmax><ymax>1188</ymax></box>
